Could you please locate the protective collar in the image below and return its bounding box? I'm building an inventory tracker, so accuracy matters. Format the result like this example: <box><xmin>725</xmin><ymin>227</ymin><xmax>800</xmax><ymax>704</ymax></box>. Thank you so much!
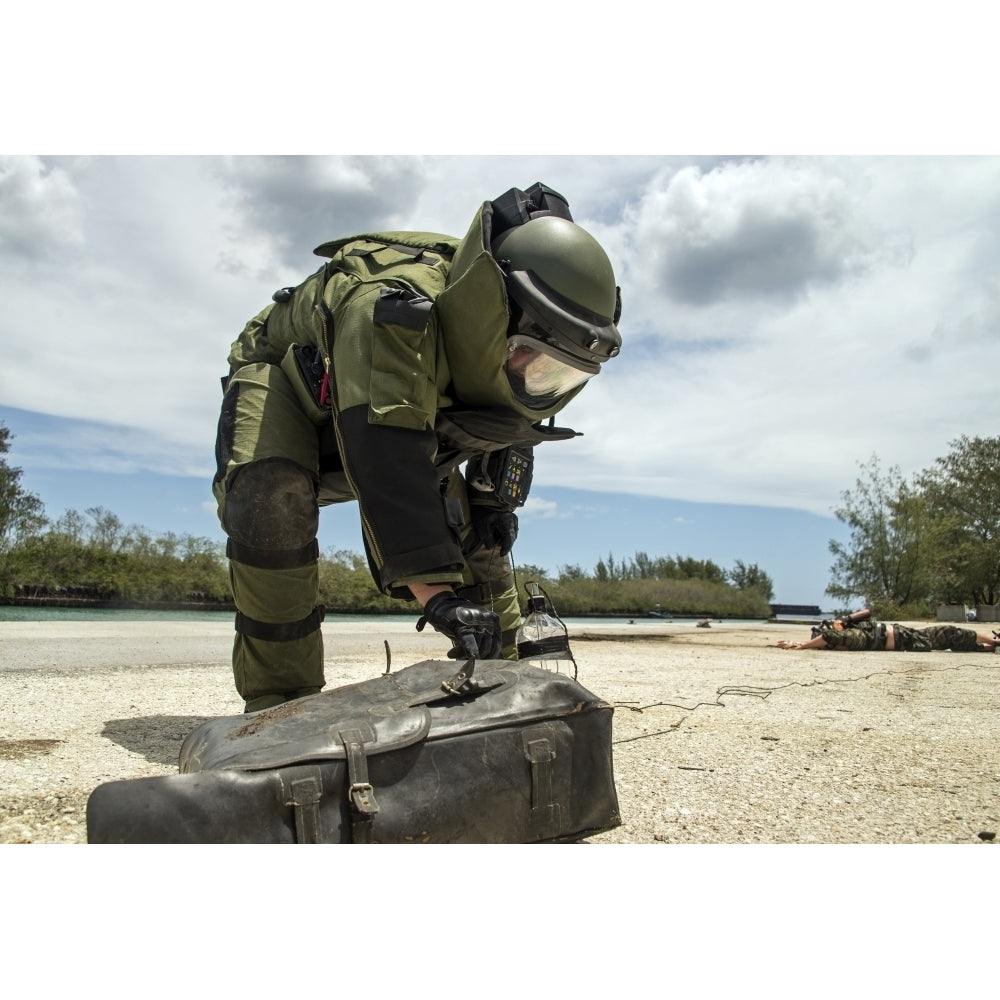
<box><xmin>433</xmin><ymin>202</ymin><xmax>587</xmax><ymax>420</ymax></box>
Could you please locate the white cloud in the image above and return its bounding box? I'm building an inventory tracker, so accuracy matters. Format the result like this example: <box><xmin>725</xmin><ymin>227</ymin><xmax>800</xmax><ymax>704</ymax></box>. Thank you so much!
<box><xmin>1</xmin><ymin>154</ymin><xmax>998</xmax><ymax>521</ymax></box>
<box><xmin>521</xmin><ymin>497</ymin><xmax>559</xmax><ymax>520</ymax></box>
<box><xmin>657</xmin><ymin>159</ymin><xmax>908</xmax><ymax>303</ymax></box>
<box><xmin>210</xmin><ymin>156</ymin><xmax>431</xmax><ymax>271</ymax></box>
<box><xmin>0</xmin><ymin>156</ymin><xmax>85</xmax><ymax>262</ymax></box>
<box><xmin>536</xmin><ymin>159</ymin><xmax>998</xmax><ymax>513</ymax></box>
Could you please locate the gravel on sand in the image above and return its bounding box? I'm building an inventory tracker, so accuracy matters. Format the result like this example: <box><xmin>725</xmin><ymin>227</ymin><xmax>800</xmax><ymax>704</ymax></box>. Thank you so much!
<box><xmin>2</xmin><ymin>616</ymin><xmax>999</xmax><ymax>845</ymax></box>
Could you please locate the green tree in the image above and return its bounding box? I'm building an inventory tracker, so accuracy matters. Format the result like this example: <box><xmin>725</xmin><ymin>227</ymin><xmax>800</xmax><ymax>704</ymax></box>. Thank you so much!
<box><xmin>593</xmin><ymin>553</ymin><xmax>617</xmax><ymax>582</ymax></box>
<box><xmin>827</xmin><ymin>454</ymin><xmax>933</xmax><ymax>612</ymax></box>
<box><xmin>319</xmin><ymin>548</ymin><xmax>383</xmax><ymax>611</ymax></box>
<box><xmin>0</xmin><ymin>423</ymin><xmax>47</xmax><ymax>595</ymax></box>
<box><xmin>728</xmin><ymin>560</ymin><xmax>775</xmax><ymax>602</ymax></box>
<box><xmin>916</xmin><ymin>435</ymin><xmax>1000</xmax><ymax>605</ymax></box>
<box><xmin>556</xmin><ymin>563</ymin><xmax>587</xmax><ymax>582</ymax></box>
<box><xmin>674</xmin><ymin>556</ymin><xmax>728</xmax><ymax>584</ymax></box>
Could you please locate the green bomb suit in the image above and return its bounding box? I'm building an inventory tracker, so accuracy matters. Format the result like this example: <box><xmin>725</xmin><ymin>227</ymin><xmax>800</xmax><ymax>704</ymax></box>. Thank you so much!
<box><xmin>214</xmin><ymin>201</ymin><xmax>588</xmax><ymax>712</ymax></box>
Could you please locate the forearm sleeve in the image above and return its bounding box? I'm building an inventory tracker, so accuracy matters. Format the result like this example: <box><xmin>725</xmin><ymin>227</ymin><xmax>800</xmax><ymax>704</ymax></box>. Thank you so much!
<box><xmin>336</xmin><ymin>404</ymin><xmax>464</xmax><ymax>597</ymax></box>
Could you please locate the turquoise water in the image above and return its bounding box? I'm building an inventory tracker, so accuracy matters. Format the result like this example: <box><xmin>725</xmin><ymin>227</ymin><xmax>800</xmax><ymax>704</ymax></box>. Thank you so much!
<box><xmin>0</xmin><ymin>605</ymin><xmax>410</xmax><ymax>625</ymax></box>
<box><xmin>0</xmin><ymin>605</ymin><xmax>775</xmax><ymax>627</ymax></box>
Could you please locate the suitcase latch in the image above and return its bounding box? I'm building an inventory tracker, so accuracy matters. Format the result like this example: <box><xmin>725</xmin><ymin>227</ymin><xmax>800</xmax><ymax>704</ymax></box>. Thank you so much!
<box><xmin>349</xmin><ymin>781</ymin><xmax>378</xmax><ymax>815</ymax></box>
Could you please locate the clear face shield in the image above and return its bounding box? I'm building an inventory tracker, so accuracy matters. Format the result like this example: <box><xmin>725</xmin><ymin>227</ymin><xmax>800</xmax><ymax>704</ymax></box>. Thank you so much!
<box><xmin>505</xmin><ymin>318</ymin><xmax>596</xmax><ymax>409</ymax></box>
<box><xmin>499</xmin><ymin>268</ymin><xmax>620</xmax><ymax>410</ymax></box>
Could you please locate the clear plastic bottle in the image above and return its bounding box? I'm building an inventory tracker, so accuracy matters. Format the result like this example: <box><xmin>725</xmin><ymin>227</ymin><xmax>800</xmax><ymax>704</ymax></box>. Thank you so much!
<box><xmin>516</xmin><ymin>583</ymin><xmax>574</xmax><ymax>673</ymax></box>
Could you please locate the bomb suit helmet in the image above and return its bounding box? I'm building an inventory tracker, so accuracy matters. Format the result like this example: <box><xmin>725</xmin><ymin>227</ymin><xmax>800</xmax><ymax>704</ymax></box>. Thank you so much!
<box><xmin>490</xmin><ymin>190</ymin><xmax>622</xmax><ymax>410</ymax></box>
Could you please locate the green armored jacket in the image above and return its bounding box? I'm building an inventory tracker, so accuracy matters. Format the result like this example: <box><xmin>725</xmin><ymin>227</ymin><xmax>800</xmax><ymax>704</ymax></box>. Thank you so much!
<box><xmin>226</xmin><ymin>201</ymin><xmax>581</xmax><ymax>598</ymax></box>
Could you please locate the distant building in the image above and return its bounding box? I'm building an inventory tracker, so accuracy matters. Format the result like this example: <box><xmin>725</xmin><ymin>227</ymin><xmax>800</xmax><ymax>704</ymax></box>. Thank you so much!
<box><xmin>769</xmin><ymin>604</ymin><xmax>822</xmax><ymax>617</ymax></box>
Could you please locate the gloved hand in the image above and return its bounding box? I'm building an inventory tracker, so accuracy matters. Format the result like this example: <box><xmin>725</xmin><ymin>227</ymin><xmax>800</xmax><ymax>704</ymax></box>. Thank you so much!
<box><xmin>416</xmin><ymin>592</ymin><xmax>502</xmax><ymax>660</ymax></box>
<box><xmin>471</xmin><ymin>507</ymin><xmax>519</xmax><ymax>556</ymax></box>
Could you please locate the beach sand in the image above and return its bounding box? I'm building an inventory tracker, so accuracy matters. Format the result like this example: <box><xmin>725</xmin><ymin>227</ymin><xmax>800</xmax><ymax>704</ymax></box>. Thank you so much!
<box><xmin>2</xmin><ymin>616</ymin><xmax>998</xmax><ymax>845</ymax></box>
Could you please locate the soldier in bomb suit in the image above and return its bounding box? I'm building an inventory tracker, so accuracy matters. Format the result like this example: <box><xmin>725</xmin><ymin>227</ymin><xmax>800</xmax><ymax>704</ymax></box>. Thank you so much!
<box><xmin>213</xmin><ymin>183</ymin><xmax>622</xmax><ymax>711</ymax></box>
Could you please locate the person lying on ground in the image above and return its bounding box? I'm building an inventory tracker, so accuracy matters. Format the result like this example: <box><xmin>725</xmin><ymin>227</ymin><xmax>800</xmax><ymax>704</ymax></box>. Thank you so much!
<box><xmin>775</xmin><ymin>611</ymin><xmax>1000</xmax><ymax>652</ymax></box>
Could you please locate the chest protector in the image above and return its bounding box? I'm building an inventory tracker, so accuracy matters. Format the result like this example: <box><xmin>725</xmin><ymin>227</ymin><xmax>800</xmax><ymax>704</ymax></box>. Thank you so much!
<box><xmin>227</xmin><ymin>188</ymin><xmax>587</xmax><ymax>450</ymax></box>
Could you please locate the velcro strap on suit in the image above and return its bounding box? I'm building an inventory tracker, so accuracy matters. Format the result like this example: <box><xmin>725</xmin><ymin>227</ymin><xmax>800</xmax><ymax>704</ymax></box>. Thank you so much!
<box><xmin>373</xmin><ymin>286</ymin><xmax>433</xmax><ymax>331</ymax></box>
<box><xmin>347</xmin><ymin>242</ymin><xmax>441</xmax><ymax>264</ymax></box>
<box><xmin>235</xmin><ymin>605</ymin><xmax>325</xmax><ymax>642</ymax></box>
<box><xmin>339</xmin><ymin>728</ymin><xmax>379</xmax><ymax>843</ymax></box>
<box><xmin>227</xmin><ymin>537</ymin><xmax>319</xmax><ymax>570</ymax></box>
<box><xmin>454</xmin><ymin>582</ymin><xmax>497</xmax><ymax>605</ymax></box>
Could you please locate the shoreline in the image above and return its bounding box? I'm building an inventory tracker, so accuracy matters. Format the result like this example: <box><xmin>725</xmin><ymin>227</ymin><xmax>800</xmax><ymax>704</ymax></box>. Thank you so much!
<box><xmin>0</xmin><ymin>598</ymin><xmax>775</xmax><ymax>622</ymax></box>
<box><xmin>0</xmin><ymin>596</ymin><xmax>795</xmax><ymax>621</ymax></box>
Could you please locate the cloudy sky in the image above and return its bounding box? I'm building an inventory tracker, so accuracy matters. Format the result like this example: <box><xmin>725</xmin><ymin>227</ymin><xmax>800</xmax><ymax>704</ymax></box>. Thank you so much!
<box><xmin>2</xmin><ymin>7</ymin><xmax>996</xmax><ymax>612</ymax></box>
<box><xmin>3</xmin><ymin>153</ymin><xmax>996</xmax><ymax>610</ymax></box>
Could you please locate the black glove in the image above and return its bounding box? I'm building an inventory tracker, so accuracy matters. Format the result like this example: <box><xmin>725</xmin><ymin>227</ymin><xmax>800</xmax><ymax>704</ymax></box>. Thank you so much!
<box><xmin>471</xmin><ymin>507</ymin><xmax>519</xmax><ymax>556</ymax></box>
<box><xmin>416</xmin><ymin>592</ymin><xmax>502</xmax><ymax>660</ymax></box>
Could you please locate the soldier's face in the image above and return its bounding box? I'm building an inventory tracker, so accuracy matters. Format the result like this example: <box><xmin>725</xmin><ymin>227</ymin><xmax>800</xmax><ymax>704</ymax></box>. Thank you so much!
<box><xmin>505</xmin><ymin>343</ymin><xmax>540</xmax><ymax>376</ymax></box>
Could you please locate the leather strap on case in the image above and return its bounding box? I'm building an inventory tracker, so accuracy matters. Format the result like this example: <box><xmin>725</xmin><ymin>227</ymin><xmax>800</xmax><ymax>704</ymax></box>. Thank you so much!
<box><xmin>283</xmin><ymin>770</ymin><xmax>324</xmax><ymax>844</ymax></box>
<box><xmin>339</xmin><ymin>728</ymin><xmax>379</xmax><ymax>843</ymax></box>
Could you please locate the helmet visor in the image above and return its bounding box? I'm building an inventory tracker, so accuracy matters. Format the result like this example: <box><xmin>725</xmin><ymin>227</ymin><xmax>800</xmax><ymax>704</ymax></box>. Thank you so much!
<box><xmin>505</xmin><ymin>268</ymin><xmax>621</xmax><ymax>370</ymax></box>
<box><xmin>506</xmin><ymin>329</ymin><xmax>594</xmax><ymax>408</ymax></box>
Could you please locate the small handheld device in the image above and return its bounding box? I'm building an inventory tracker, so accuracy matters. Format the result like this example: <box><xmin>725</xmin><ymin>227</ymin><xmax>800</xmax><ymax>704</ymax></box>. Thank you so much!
<box><xmin>469</xmin><ymin>446</ymin><xmax>533</xmax><ymax>509</ymax></box>
<box><xmin>492</xmin><ymin>446</ymin><xmax>533</xmax><ymax>508</ymax></box>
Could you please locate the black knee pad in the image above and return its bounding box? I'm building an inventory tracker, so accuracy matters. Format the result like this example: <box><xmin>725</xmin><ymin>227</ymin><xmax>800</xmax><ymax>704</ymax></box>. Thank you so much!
<box><xmin>224</xmin><ymin>458</ymin><xmax>319</xmax><ymax>566</ymax></box>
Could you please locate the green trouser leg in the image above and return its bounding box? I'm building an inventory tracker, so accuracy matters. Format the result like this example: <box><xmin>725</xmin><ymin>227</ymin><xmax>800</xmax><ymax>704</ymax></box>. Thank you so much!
<box><xmin>455</xmin><ymin>546</ymin><xmax>521</xmax><ymax>658</ymax></box>
<box><xmin>230</xmin><ymin>560</ymin><xmax>326</xmax><ymax>712</ymax></box>
<box><xmin>214</xmin><ymin>362</ymin><xmax>327</xmax><ymax>711</ymax></box>
<box><xmin>446</xmin><ymin>470</ymin><xmax>522</xmax><ymax>659</ymax></box>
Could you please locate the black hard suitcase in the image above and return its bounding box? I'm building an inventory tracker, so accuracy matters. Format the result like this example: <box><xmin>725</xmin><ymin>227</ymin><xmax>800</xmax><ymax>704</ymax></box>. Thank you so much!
<box><xmin>86</xmin><ymin>658</ymin><xmax>621</xmax><ymax>844</ymax></box>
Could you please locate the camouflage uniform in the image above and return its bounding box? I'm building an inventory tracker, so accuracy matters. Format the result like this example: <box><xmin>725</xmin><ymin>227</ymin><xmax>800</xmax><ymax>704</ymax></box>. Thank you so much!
<box><xmin>918</xmin><ymin>624</ymin><xmax>984</xmax><ymax>652</ymax></box>
<box><xmin>815</xmin><ymin>621</ymin><xmax>886</xmax><ymax>650</ymax></box>
<box><xmin>816</xmin><ymin>620</ymin><xmax>983</xmax><ymax>652</ymax></box>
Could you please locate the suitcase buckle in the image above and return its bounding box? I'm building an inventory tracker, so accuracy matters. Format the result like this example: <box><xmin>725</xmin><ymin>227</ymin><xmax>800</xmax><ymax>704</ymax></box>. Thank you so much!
<box><xmin>349</xmin><ymin>782</ymin><xmax>379</xmax><ymax>815</ymax></box>
<box><xmin>442</xmin><ymin>657</ymin><xmax>478</xmax><ymax>696</ymax></box>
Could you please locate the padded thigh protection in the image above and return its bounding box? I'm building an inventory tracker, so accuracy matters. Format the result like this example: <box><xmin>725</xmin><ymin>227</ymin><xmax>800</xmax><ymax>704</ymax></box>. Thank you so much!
<box><xmin>224</xmin><ymin>458</ymin><xmax>319</xmax><ymax>569</ymax></box>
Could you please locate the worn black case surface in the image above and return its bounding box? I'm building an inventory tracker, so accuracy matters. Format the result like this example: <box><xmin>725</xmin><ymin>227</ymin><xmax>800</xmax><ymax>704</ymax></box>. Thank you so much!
<box><xmin>86</xmin><ymin>659</ymin><xmax>621</xmax><ymax>844</ymax></box>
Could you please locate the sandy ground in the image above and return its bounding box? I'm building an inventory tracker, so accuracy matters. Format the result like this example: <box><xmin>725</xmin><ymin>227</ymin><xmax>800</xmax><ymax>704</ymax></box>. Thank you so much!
<box><xmin>1</xmin><ymin>615</ymin><xmax>999</xmax><ymax>845</ymax></box>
